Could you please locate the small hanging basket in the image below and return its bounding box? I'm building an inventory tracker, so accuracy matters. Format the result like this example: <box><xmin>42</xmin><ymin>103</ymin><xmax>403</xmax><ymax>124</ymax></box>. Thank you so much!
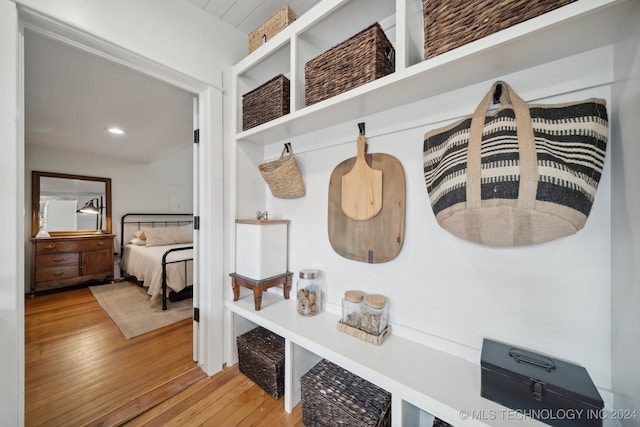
<box><xmin>259</xmin><ymin>143</ymin><xmax>305</xmax><ymax>199</ymax></box>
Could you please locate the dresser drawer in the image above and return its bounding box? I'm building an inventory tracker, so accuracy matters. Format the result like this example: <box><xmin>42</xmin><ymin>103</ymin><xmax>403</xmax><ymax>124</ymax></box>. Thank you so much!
<box><xmin>37</xmin><ymin>252</ymin><xmax>80</xmax><ymax>267</ymax></box>
<box><xmin>74</xmin><ymin>238</ymin><xmax>112</xmax><ymax>252</ymax></box>
<box><xmin>35</xmin><ymin>265</ymin><xmax>80</xmax><ymax>282</ymax></box>
<box><xmin>35</xmin><ymin>238</ymin><xmax>112</xmax><ymax>254</ymax></box>
<box><xmin>31</xmin><ymin>234</ymin><xmax>115</xmax><ymax>294</ymax></box>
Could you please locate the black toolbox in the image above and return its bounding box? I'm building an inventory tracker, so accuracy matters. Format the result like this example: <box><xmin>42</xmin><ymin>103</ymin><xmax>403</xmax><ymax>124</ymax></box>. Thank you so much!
<box><xmin>480</xmin><ymin>338</ymin><xmax>603</xmax><ymax>427</ymax></box>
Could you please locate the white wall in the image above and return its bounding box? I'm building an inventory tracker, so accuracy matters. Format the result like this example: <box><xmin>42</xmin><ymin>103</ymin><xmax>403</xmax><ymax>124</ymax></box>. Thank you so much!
<box><xmin>14</xmin><ymin>0</ymin><xmax>246</xmax><ymax>88</ymax></box>
<box><xmin>0</xmin><ymin>3</ymin><xmax>22</xmax><ymax>426</ymax></box>
<box><xmin>611</xmin><ymin>4</ymin><xmax>640</xmax><ymax>420</ymax></box>
<box><xmin>25</xmin><ymin>143</ymin><xmax>193</xmax><ymax>278</ymax></box>
<box><xmin>240</xmin><ymin>47</ymin><xmax>615</xmax><ymax>394</ymax></box>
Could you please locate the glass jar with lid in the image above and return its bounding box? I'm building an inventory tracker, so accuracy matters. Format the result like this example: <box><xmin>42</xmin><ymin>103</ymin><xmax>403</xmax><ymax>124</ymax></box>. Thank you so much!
<box><xmin>341</xmin><ymin>290</ymin><xmax>364</xmax><ymax>328</ymax></box>
<box><xmin>361</xmin><ymin>294</ymin><xmax>388</xmax><ymax>335</ymax></box>
<box><xmin>296</xmin><ymin>269</ymin><xmax>323</xmax><ymax>316</ymax></box>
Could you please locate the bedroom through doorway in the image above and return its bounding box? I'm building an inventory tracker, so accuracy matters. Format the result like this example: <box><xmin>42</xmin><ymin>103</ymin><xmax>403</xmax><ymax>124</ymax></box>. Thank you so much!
<box><xmin>21</xmin><ymin>10</ymin><xmax>207</xmax><ymax>417</ymax></box>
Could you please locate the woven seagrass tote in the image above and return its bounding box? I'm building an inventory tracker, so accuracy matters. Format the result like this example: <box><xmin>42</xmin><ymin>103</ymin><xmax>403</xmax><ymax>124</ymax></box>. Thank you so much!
<box><xmin>259</xmin><ymin>143</ymin><xmax>305</xmax><ymax>199</ymax></box>
<box><xmin>423</xmin><ymin>81</ymin><xmax>608</xmax><ymax>246</ymax></box>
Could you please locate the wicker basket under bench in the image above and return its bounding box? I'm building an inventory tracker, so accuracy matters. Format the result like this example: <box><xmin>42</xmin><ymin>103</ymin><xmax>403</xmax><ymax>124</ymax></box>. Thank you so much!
<box><xmin>301</xmin><ymin>358</ymin><xmax>391</xmax><ymax>427</ymax></box>
<box><xmin>237</xmin><ymin>326</ymin><xmax>285</xmax><ymax>399</ymax></box>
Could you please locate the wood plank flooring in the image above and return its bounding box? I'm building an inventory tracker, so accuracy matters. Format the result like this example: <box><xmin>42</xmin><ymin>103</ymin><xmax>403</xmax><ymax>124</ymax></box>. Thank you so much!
<box><xmin>25</xmin><ymin>286</ymin><xmax>303</xmax><ymax>426</ymax></box>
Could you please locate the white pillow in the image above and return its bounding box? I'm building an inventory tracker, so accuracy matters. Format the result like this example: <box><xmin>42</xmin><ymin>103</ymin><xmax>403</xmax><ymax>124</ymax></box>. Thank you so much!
<box><xmin>143</xmin><ymin>226</ymin><xmax>192</xmax><ymax>247</ymax></box>
<box><xmin>128</xmin><ymin>237</ymin><xmax>146</xmax><ymax>246</ymax></box>
<box><xmin>133</xmin><ymin>229</ymin><xmax>146</xmax><ymax>240</ymax></box>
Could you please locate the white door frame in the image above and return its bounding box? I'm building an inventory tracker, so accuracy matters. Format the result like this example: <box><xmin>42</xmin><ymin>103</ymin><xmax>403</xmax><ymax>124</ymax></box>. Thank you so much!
<box><xmin>17</xmin><ymin>6</ymin><xmax>225</xmax><ymax>373</ymax></box>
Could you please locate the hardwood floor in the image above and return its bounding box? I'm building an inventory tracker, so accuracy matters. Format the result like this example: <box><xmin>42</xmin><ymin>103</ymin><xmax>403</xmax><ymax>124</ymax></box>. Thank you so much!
<box><xmin>25</xmin><ymin>286</ymin><xmax>303</xmax><ymax>426</ymax></box>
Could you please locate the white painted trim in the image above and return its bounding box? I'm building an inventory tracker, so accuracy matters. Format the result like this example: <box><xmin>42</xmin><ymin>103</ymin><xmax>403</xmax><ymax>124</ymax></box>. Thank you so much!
<box><xmin>192</xmin><ymin>96</ymin><xmax>200</xmax><ymax>362</ymax></box>
<box><xmin>196</xmin><ymin>86</ymin><xmax>226</xmax><ymax>374</ymax></box>
<box><xmin>224</xmin><ymin>64</ymin><xmax>241</xmax><ymax>368</ymax></box>
<box><xmin>16</xmin><ymin>10</ymin><xmax>26</xmax><ymax>427</ymax></box>
<box><xmin>18</xmin><ymin>6</ymin><xmax>218</xmax><ymax>95</ymax></box>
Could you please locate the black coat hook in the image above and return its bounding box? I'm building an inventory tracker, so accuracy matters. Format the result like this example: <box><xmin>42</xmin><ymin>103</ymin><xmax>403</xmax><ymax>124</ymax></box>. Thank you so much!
<box><xmin>284</xmin><ymin>142</ymin><xmax>291</xmax><ymax>153</ymax></box>
<box><xmin>493</xmin><ymin>83</ymin><xmax>503</xmax><ymax>105</ymax></box>
<box><xmin>358</xmin><ymin>122</ymin><xmax>365</xmax><ymax>136</ymax></box>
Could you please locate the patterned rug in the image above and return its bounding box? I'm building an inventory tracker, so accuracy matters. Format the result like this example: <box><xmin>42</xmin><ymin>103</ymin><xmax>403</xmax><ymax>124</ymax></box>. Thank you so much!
<box><xmin>89</xmin><ymin>281</ymin><xmax>192</xmax><ymax>339</ymax></box>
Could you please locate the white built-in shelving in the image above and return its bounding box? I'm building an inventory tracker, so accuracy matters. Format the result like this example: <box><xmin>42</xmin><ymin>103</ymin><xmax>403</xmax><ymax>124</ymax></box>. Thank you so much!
<box><xmin>227</xmin><ymin>294</ymin><xmax>546</xmax><ymax>427</ymax></box>
<box><xmin>232</xmin><ymin>0</ymin><xmax>635</xmax><ymax>145</ymax></box>
<box><xmin>230</xmin><ymin>0</ymin><xmax>637</xmax><ymax>425</ymax></box>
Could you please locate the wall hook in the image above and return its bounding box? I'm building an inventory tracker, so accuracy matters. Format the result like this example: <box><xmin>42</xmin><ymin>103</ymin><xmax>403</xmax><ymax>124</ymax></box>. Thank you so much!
<box><xmin>358</xmin><ymin>122</ymin><xmax>365</xmax><ymax>136</ymax></box>
<box><xmin>493</xmin><ymin>83</ymin><xmax>503</xmax><ymax>105</ymax></box>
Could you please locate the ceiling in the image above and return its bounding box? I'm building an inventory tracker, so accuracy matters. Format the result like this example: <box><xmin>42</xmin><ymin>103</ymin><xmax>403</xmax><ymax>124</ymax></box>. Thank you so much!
<box><xmin>25</xmin><ymin>1</ymin><xmax>319</xmax><ymax>163</ymax></box>
<box><xmin>24</xmin><ymin>29</ymin><xmax>196</xmax><ymax>163</ymax></box>
<box><xmin>185</xmin><ymin>0</ymin><xmax>320</xmax><ymax>34</ymax></box>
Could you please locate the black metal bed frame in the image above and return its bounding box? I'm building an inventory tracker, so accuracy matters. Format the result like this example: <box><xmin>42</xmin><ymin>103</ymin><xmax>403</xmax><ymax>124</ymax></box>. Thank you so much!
<box><xmin>120</xmin><ymin>213</ymin><xmax>193</xmax><ymax>310</ymax></box>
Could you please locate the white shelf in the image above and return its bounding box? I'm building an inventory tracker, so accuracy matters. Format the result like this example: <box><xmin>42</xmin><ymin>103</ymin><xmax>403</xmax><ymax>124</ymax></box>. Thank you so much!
<box><xmin>233</xmin><ymin>0</ymin><xmax>633</xmax><ymax>145</ymax></box>
<box><xmin>227</xmin><ymin>294</ymin><xmax>546</xmax><ymax>427</ymax></box>
<box><xmin>228</xmin><ymin>0</ymin><xmax>634</xmax><ymax>424</ymax></box>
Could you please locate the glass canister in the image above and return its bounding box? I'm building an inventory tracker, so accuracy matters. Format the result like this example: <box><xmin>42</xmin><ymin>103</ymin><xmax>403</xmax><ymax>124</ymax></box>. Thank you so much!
<box><xmin>361</xmin><ymin>294</ymin><xmax>388</xmax><ymax>335</ymax></box>
<box><xmin>296</xmin><ymin>269</ymin><xmax>323</xmax><ymax>316</ymax></box>
<box><xmin>341</xmin><ymin>290</ymin><xmax>364</xmax><ymax>328</ymax></box>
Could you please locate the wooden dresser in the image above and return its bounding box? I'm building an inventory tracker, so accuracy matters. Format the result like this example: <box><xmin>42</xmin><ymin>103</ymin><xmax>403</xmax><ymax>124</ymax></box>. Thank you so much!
<box><xmin>30</xmin><ymin>234</ymin><xmax>115</xmax><ymax>294</ymax></box>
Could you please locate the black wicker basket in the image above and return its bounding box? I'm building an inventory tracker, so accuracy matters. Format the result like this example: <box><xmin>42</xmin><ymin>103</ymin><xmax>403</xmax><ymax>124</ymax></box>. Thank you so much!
<box><xmin>434</xmin><ymin>417</ymin><xmax>454</xmax><ymax>427</ymax></box>
<box><xmin>422</xmin><ymin>0</ymin><xmax>576</xmax><ymax>60</ymax></box>
<box><xmin>301</xmin><ymin>359</ymin><xmax>391</xmax><ymax>427</ymax></box>
<box><xmin>236</xmin><ymin>326</ymin><xmax>285</xmax><ymax>399</ymax></box>
<box><xmin>305</xmin><ymin>22</ymin><xmax>395</xmax><ymax>106</ymax></box>
<box><xmin>242</xmin><ymin>74</ymin><xmax>290</xmax><ymax>131</ymax></box>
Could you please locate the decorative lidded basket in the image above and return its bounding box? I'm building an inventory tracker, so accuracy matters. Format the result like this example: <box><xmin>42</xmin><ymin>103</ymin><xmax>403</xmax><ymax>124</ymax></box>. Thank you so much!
<box><xmin>242</xmin><ymin>74</ymin><xmax>290</xmax><ymax>131</ymax></box>
<box><xmin>422</xmin><ymin>0</ymin><xmax>577</xmax><ymax>60</ymax></box>
<box><xmin>248</xmin><ymin>5</ymin><xmax>297</xmax><ymax>53</ymax></box>
<box><xmin>305</xmin><ymin>22</ymin><xmax>395</xmax><ymax>106</ymax></box>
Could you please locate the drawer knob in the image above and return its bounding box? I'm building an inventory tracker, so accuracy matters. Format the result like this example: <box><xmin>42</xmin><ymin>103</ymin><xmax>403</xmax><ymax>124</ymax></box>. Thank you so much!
<box><xmin>53</xmin><ymin>257</ymin><xmax>64</xmax><ymax>263</ymax></box>
<box><xmin>44</xmin><ymin>244</ymin><xmax>56</xmax><ymax>250</ymax></box>
<box><xmin>52</xmin><ymin>271</ymin><xmax>64</xmax><ymax>277</ymax></box>
<box><xmin>97</xmin><ymin>241</ymin><xmax>106</xmax><ymax>246</ymax></box>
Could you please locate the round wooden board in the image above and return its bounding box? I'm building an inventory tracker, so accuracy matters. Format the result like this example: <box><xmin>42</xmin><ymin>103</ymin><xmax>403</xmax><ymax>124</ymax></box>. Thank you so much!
<box><xmin>328</xmin><ymin>153</ymin><xmax>405</xmax><ymax>263</ymax></box>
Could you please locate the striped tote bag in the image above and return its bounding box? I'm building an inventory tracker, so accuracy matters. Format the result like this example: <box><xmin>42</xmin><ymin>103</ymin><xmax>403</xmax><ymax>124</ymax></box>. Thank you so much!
<box><xmin>423</xmin><ymin>81</ymin><xmax>608</xmax><ymax>246</ymax></box>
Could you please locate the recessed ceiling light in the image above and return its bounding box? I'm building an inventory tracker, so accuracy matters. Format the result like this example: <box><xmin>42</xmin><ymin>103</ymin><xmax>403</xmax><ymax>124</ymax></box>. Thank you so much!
<box><xmin>107</xmin><ymin>127</ymin><xmax>124</xmax><ymax>135</ymax></box>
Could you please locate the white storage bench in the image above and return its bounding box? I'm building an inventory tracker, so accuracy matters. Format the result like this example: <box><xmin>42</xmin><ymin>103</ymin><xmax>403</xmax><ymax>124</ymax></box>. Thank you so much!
<box><xmin>227</xmin><ymin>293</ymin><xmax>545</xmax><ymax>427</ymax></box>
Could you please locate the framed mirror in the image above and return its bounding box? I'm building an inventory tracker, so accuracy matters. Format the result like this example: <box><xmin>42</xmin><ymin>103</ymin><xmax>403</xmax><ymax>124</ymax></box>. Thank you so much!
<box><xmin>31</xmin><ymin>171</ymin><xmax>112</xmax><ymax>237</ymax></box>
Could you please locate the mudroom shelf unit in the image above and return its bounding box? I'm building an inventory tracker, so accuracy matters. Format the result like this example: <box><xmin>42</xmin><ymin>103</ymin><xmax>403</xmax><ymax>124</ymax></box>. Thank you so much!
<box><xmin>228</xmin><ymin>0</ymin><xmax>639</xmax><ymax>425</ymax></box>
<box><xmin>232</xmin><ymin>0</ymin><xmax>634</xmax><ymax>145</ymax></box>
<box><xmin>227</xmin><ymin>294</ymin><xmax>545</xmax><ymax>427</ymax></box>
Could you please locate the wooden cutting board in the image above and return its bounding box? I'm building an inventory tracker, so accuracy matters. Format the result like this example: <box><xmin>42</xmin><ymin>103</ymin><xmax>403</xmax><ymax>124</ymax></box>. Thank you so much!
<box><xmin>328</xmin><ymin>152</ymin><xmax>405</xmax><ymax>263</ymax></box>
<box><xmin>341</xmin><ymin>135</ymin><xmax>383</xmax><ymax>221</ymax></box>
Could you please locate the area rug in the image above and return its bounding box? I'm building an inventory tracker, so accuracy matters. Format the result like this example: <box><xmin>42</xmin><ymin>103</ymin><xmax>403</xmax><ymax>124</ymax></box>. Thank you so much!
<box><xmin>90</xmin><ymin>281</ymin><xmax>192</xmax><ymax>339</ymax></box>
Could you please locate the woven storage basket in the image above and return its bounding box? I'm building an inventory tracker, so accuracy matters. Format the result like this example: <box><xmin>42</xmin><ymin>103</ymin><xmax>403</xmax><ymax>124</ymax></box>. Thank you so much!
<box><xmin>236</xmin><ymin>327</ymin><xmax>285</xmax><ymax>399</ymax></box>
<box><xmin>433</xmin><ymin>418</ymin><xmax>453</xmax><ymax>427</ymax></box>
<box><xmin>305</xmin><ymin>22</ymin><xmax>395</xmax><ymax>106</ymax></box>
<box><xmin>423</xmin><ymin>0</ymin><xmax>577</xmax><ymax>60</ymax></box>
<box><xmin>301</xmin><ymin>359</ymin><xmax>391</xmax><ymax>427</ymax></box>
<box><xmin>248</xmin><ymin>5</ymin><xmax>297</xmax><ymax>53</ymax></box>
<box><xmin>259</xmin><ymin>143</ymin><xmax>305</xmax><ymax>199</ymax></box>
<box><xmin>242</xmin><ymin>74</ymin><xmax>290</xmax><ymax>131</ymax></box>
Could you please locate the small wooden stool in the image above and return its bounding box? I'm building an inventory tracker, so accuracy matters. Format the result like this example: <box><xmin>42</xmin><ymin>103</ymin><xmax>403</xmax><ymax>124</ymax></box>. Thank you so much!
<box><xmin>230</xmin><ymin>272</ymin><xmax>293</xmax><ymax>311</ymax></box>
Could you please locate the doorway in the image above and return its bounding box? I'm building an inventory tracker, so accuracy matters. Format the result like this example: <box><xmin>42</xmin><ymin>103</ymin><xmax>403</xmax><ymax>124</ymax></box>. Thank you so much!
<box><xmin>17</xmin><ymin>5</ymin><xmax>225</xmax><ymax>422</ymax></box>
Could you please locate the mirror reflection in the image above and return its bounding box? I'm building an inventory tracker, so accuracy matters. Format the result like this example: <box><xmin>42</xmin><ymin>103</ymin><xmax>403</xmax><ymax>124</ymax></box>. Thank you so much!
<box><xmin>32</xmin><ymin>171</ymin><xmax>112</xmax><ymax>236</ymax></box>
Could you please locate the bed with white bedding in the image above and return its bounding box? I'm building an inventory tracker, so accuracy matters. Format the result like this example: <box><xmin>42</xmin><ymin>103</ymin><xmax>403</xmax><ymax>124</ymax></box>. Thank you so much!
<box><xmin>119</xmin><ymin>213</ymin><xmax>194</xmax><ymax>310</ymax></box>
